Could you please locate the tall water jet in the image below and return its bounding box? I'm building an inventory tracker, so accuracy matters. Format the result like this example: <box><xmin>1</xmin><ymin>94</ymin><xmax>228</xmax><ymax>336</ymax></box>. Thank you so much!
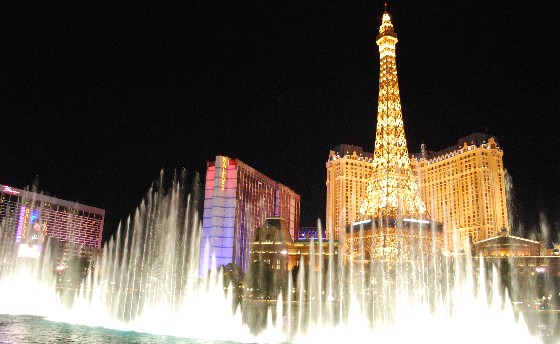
<box><xmin>27</xmin><ymin>171</ymin><xmax>257</xmax><ymax>342</ymax></box>
<box><xmin>0</xmin><ymin>5</ymin><xmax>553</xmax><ymax>342</ymax></box>
<box><xmin>0</xmin><ymin>170</ymin><xmax>547</xmax><ymax>343</ymax></box>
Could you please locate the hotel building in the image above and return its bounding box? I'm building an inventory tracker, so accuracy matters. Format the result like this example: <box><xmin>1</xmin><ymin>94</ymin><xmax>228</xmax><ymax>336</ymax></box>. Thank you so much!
<box><xmin>326</xmin><ymin>134</ymin><xmax>509</xmax><ymax>252</ymax></box>
<box><xmin>326</xmin><ymin>8</ymin><xmax>509</xmax><ymax>254</ymax></box>
<box><xmin>326</xmin><ymin>133</ymin><xmax>508</xmax><ymax>249</ymax></box>
<box><xmin>410</xmin><ymin>133</ymin><xmax>509</xmax><ymax>247</ymax></box>
<box><xmin>201</xmin><ymin>156</ymin><xmax>300</xmax><ymax>271</ymax></box>
<box><xmin>0</xmin><ymin>184</ymin><xmax>105</xmax><ymax>262</ymax></box>
<box><xmin>326</xmin><ymin>145</ymin><xmax>373</xmax><ymax>240</ymax></box>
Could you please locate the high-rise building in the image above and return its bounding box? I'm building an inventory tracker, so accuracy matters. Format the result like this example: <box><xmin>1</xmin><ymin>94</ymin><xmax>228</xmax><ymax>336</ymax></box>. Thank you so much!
<box><xmin>410</xmin><ymin>133</ymin><xmax>509</xmax><ymax>247</ymax></box>
<box><xmin>327</xmin><ymin>136</ymin><xmax>509</xmax><ymax>252</ymax></box>
<box><xmin>326</xmin><ymin>145</ymin><xmax>373</xmax><ymax>240</ymax></box>
<box><xmin>0</xmin><ymin>184</ymin><xmax>105</xmax><ymax>262</ymax></box>
<box><xmin>201</xmin><ymin>156</ymin><xmax>300</xmax><ymax>271</ymax></box>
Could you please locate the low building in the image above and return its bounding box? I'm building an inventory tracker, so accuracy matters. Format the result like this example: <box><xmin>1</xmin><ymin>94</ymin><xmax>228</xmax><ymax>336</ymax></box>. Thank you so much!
<box><xmin>474</xmin><ymin>227</ymin><xmax>541</xmax><ymax>257</ymax></box>
<box><xmin>472</xmin><ymin>228</ymin><xmax>560</xmax><ymax>304</ymax></box>
<box><xmin>250</xmin><ymin>217</ymin><xmax>338</xmax><ymax>272</ymax></box>
<box><xmin>346</xmin><ymin>217</ymin><xmax>444</xmax><ymax>269</ymax></box>
<box><xmin>251</xmin><ymin>217</ymin><xmax>293</xmax><ymax>271</ymax></box>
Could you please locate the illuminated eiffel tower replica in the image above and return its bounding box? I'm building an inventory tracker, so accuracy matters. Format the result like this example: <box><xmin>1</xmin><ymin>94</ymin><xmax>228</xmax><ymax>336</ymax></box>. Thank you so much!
<box><xmin>347</xmin><ymin>7</ymin><xmax>443</xmax><ymax>267</ymax></box>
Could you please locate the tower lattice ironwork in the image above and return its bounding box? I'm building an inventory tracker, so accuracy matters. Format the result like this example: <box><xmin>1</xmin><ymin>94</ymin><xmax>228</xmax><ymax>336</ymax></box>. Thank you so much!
<box><xmin>360</xmin><ymin>8</ymin><xmax>427</xmax><ymax>219</ymax></box>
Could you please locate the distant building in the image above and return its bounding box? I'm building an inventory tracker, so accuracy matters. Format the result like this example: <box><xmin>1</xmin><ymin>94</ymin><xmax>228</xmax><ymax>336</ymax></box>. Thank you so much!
<box><xmin>298</xmin><ymin>226</ymin><xmax>325</xmax><ymax>241</ymax></box>
<box><xmin>251</xmin><ymin>217</ymin><xmax>294</xmax><ymax>271</ymax></box>
<box><xmin>201</xmin><ymin>156</ymin><xmax>300</xmax><ymax>271</ymax></box>
<box><xmin>411</xmin><ymin>133</ymin><xmax>509</xmax><ymax>248</ymax></box>
<box><xmin>0</xmin><ymin>184</ymin><xmax>105</xmax><ymax>263</ymax></box>
<box><xmin>471</xmin><ymin>228</ymin><xmax>560</xmax><ymax>304</ymax></box>
<box><xmin>251</xmin><ymin>217</ymin><xmax>338</xmax><ymax>272</ymax></box>
<box><xmin>473</xmin><ymin>227</ymin><xmax>541</xmax><ymax>257</ymax></box>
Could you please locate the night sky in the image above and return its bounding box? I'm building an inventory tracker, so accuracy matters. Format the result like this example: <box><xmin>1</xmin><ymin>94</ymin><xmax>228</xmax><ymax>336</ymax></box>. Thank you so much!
<box><xmin>1</xmin><ymin>1</ymin><xmax>558</xmax><ymax>243</ymax></box>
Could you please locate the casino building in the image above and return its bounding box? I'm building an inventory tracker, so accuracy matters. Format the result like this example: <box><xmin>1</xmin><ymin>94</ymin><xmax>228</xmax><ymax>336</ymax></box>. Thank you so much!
<box><xmin>326</xmin><ymin>8</ymin><xmax>509</xmax><ymax>259</ymax></box>
<box><xmin>410</xmin><ymin>133</ymin><xmax>509</xmax><ymax>247</ymax></box>
<box><xmin>326</xmin><ymin>145</ymin><xmax>373</xmax><ymax>241</ymax></box>
<box><xmin>0</xmin><ymin>184</ymin><xmax>105</xmax><ymax>263</ymax></box>
<box><xmin>327</xmin><ymin>134</ymin><xmax>509</xmax><ymax>252</ymax></box>
<box><xmin>201</xmin><ymin>156</ymin><xmax>300</xmax><ymax>271</ymax></box>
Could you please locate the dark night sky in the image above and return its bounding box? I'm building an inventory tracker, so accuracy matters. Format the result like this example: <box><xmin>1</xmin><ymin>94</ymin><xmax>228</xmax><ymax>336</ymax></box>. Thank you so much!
<box><xmin>1</xmin><ymin>1</ymin><xmax>559</xmax><ymax>243</ymax></box>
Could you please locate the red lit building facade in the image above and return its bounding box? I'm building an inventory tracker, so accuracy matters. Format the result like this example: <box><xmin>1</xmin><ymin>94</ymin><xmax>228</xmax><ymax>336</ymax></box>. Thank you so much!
<box><xmin>201</xmin><ymin>156</ymin><xmax>300</xmax><ymax>271</ymax></box>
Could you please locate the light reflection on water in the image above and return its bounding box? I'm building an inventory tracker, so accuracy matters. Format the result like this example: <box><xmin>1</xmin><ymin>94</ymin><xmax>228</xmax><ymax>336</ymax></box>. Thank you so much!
<box><xmin>0</xmin><ymin>315</ymin><xmax>239</xmax><ymax>344</ymax></box>
<box><xmin>2</xmin><ymin>312</ymin><xmax>556</xmax><ymax>344</ymax></box>
<box><xmin>523</xmin><ymin>312</ymin><xmax>560</xmax><ymax>344</ymax></box>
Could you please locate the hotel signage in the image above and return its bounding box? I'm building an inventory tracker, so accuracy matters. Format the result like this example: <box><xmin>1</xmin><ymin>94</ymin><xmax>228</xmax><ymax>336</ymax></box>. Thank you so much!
<box><xmin>2</xmin><ymin>185</ymin><xmax>20</xmax><ymax>195</ymax></box>
<box><xmin>221</xmin><ymin>157</ymin><xmax>228</xmax><ymax>190</ymax></box>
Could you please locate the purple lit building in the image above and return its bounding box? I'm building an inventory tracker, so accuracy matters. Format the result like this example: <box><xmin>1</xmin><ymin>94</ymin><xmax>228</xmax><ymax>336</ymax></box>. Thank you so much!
<box><xmin>200</xmin><ymin>156</ymin><xmax>300</xmax><ymax>272</ymax></box>
<box><xmin>298</xmin><ymin>226</ymin><xmax>326</xmax><ymax>241</ymax></box>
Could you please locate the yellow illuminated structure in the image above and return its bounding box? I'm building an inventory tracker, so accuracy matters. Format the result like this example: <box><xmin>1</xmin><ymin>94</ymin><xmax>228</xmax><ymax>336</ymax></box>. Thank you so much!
<box><xmin>359</xmin><ymin>9</ymin><xmax>426</xmax><ymax>220</ymax></box>
<box><xmin>326</xmin><ymin>9</ymin><xmax>511</xmax><ymax>262</ymax></box>
<box><xmin>410</xmin><ymin>133</ymin><xmax>509</xmax><ymax>248</ymax></box>
<box><xmin>342</xmin><ymin>8</ymin><xmax>441</xmax><ymax>267</ymax></box>
<box><xmin>326</xmin><ymin>145</ymin><xmax>373</xmax><ymax>240</ymax></box>
<box><xmin>474</xmin><ymin>227</ymin><xmax>540</xmax><ymax>257</ymax></box>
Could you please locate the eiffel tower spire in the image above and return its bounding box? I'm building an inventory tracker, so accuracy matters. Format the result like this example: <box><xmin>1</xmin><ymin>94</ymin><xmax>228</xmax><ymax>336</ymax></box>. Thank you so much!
<box><xmin>360</xmin><ymin>8</ymin><xmax>427</xmax><ymax>219</ymax></box>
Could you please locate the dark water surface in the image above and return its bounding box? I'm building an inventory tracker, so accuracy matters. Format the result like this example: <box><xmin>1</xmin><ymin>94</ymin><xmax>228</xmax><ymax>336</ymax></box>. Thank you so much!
<box><xmin>0</xmin><ymin>315</ymin><xmax>239</xmax><ymax>344</ymax></box>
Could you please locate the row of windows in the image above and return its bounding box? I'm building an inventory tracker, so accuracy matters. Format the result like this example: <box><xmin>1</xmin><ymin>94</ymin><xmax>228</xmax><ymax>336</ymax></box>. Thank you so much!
<box><xmin>214</xmin><ymin>166</ymin><xmax>300</xmax><ymax>268</ymax></box>
<box><xmin>327</xmin><ymin>149</ymin><xmax>508</xmax><ymax>241</ymax></box>
<box><xmin>0</xmin><ymin>198</ymin><xmax>103</xmax><ymax>220</ymax></box>
<box><xmin>0</xmin><ymin>200</ymin><xmax>103</xmax><ymax>248</ymax></box>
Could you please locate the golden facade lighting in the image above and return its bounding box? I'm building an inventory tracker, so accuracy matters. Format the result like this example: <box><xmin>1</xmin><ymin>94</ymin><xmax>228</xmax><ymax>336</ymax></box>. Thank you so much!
<box><xmin>411</xmin><ymin>135</ymin><xmax>509</xmax><ymax>247</ymax></box>
<box><xmin>326</xmin><ymin>146</ymin><xmax>373</xmax><ymax>240</ymax></box>
<box><xmin>360</xmin><ymin>8</ymin><xmax>426</xmax><ymax>219</ymax></box>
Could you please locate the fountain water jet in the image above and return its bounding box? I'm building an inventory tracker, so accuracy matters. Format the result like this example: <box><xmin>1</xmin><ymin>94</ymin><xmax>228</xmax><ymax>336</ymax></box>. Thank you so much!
<box><xmin>0</xmin><ymin>172</ymin><xmax>543</xmax><ymax>343</ymax></box>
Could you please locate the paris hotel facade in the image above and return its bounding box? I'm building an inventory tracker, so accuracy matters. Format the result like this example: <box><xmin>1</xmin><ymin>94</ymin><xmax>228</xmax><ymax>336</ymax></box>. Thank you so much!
<box><xmin>326</xmin><ymin>134</ymin><xmax>509</xmax><ymax>249</ymax></box>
